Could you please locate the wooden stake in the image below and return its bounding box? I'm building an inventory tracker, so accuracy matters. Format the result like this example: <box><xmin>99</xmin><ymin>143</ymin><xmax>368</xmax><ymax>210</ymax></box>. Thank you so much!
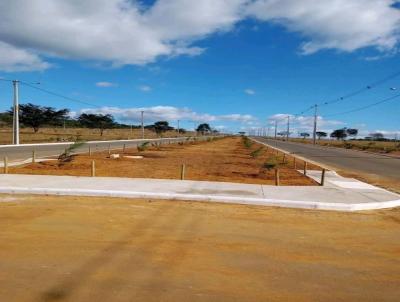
<box><xmin>275</xmin><ymin>168</ymin><xmax>280</xmax><ymax>186</ymax></box>
<box><xmin>32</xmin><ymin>150</ymin><xmax>36</xmax><ymax>163</ymax></box>
<box><xmin>293</xmin><ymin>157</ymin><xmax>297</xmax><ymax>169</ymax></box>
<box><xmin>123</xmin><ymin>144</ymin><xmax>126</xmax><ymax>153</ymax></box>
<box><xmin>89</xmin><ymin>146</ymin><xmax>92</xmax><ymax>157</ymax></box>
<box><xmin>108</xmin><ymin>144</ymin><xmax>111</xmax><ymax>156</ymax></box>
<box><xmin>320</xmin><ymin>168</ymin><xmax>326</xmax><ymax>186</ymax></box>
<box><xmin>91</xmin><ymin>160</ymin><xmax>96</xmax><ymax>177</ymax></box>
<box><xmin>303</xmin><ymin>161</ymin><xmax>308</xmax><ymax>175</ymax></box>
<box><xmin>282</xmin><ymin>153</ymin><xmax>286</xmax><ymax>163</ymax></box>
<box><xmin>180</xmin><ymin>164</ymin><xmax>186</xmax><ymax>180</ymax></box>
<box><xmin>3</xmin><ymin>156</ymin><xmax>8</xmax><ymax>174</ymax></box>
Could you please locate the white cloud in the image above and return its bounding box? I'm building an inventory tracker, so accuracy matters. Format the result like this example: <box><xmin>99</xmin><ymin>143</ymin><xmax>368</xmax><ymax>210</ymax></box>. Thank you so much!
<box><xmin>0</xmin><ymin>0</ymin><xmax>399</xmax><ymax>71</ymax></box>
<box><xmin>80</xmin><ymin>105</ymin><xmax>256</xmax><ymax>125</ymax></box>
<box><xmin>246</xmin><ymin>0</ymin><xmax>400</xmax><ymax>54</ymax></box>
<box><xmin>244</xmin><ymin>88</ymin><xmax>255</xmax><ymax>95</ymax></box>
<box><xmin>95</xmin><ymin>81</ymin><xmax>117</xmax><ymax>87</ymax></box>
<box><xmin>0</xmin><ymin>41</ymin><xmax>50</xmax><ymax>72</ymax></box>
<box><xmin>138</xmin><ymin>85</ymin><xmax>152</xmax><ymax>92</ymax></box>
<box><xmin>267</xmin><ymin>113</ymin><xmax>344</xmax><ymax>134</ymax></box>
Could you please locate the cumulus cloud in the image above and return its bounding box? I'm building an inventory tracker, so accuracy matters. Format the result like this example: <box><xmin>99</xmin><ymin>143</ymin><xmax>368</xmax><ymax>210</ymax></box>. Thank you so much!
<box><xmin>80</xmin><ymin>105</ymin><xmax>257</xmax><ymax>124</ymax></box>
<box><xmin>95</xmin><ymin>81</ymin><xmax>117</xmax><ymax>87</ymax></box>
<box><xmin>244</xmin><ymin>88</ymin><xmax>255</xmax><ymax>95</ymax></box>
<box><xmin>246</xmin><ymin>0</ymin><xmax>400</xmax><ymax>54</ymax></box>
<box><xmin>138</xmin><ymin>85</ymin><xmax>152</xmax><ymax>92</ymax></box>
<box><xmin>0</xmin><ymin>0</ymin><xmax>399</xmax><ymax>71</ymax></box>
<box><xmin>268</xmin><ymin>113</ymin><xmax>344</xmax><ymax>134</ymax></box>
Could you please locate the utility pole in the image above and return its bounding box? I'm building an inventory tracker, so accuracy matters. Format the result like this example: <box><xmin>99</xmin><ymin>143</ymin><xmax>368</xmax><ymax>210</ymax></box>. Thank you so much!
<box><xmin>177</xmin><ymin>120</ymin><xmax>180</xmax><ymax>137</ymax></box>
<box><xmin>12</xmin><ymin>80</ymin><xmax>20</xmax><ymax>145</ymax></box>
<box><xmin>140</xmin><ymin>111</ymin><xmax>144</xmax><ymax>139</ymax></box>
<box><xmin>274</xmin><ymin>120</ymin><xmax>278</xmax><ymax>139</ymax></box>
<box><xmin>286</xmin><ymin>116</ymin><xmax>290</xmax><ymax>141</ymax></box>
<box><xmin>313</xmin><ymin>104</ymin><xmax>318</xmax><ymax>145</ymax></box>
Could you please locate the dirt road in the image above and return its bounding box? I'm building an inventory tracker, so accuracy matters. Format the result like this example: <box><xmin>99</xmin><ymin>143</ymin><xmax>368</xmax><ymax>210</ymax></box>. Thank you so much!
<box><xmin>0</xmin><ymin>194</ymin><xmax>399</xmax><ymax>302</ymax></box>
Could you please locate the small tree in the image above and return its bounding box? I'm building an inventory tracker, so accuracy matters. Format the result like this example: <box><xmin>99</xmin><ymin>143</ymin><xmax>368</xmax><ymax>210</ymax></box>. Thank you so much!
<box><xmin>153</xmin><ymin>121</ymin><xmax>173</xmax><ymax>136</ymax></box>
<box><xmin>330</xmin><ymin>129</ymin><xmax>347</xmax><ymax>140</ymax></box>
<box><xmin>370</xmin><ymin>132</ymin><xmax>385</xmax><ymax>140</ymax></box>
<box><xmin>9</xmin><ymin>103</ymin><xmax>69</xmax><ymax>133</ymax></box>
<box><xmin>346</xmin><ymin>128</ymin><xmax>358</xmax><ymax>138</ymax></box>
<box><xmin>316</xmin><ymin>131</ymin><xmax>327</xmax><ymax>140</ymax></box>
<box><xmin>196</xmin><ymin>123</ymin><xmax>212</xmax><ymax>135</ymax></box>
<box><xmin>300</xmin><ymin>132</ymin><xmax>310</xmax><ymax>139</ymax></box>
<box><xmin>78</xmin><ymin>113</ymin><xmax>115</xmax><ymax>136</ymax></box>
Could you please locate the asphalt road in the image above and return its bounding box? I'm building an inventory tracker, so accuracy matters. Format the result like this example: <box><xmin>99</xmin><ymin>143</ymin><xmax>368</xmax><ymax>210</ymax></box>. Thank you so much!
<box><xmin>253</xmin><ymin>137</ymin><xmax>400</xmax><ymax>180</ymax></box>
<box><xmin>0</xmin><ymin>137</ymin><xmax>194</xmax><ymax>162</ymax></box>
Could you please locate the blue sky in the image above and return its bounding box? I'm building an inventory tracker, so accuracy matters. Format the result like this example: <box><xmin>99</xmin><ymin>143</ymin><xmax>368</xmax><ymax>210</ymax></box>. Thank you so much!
<box><xmin>0</xmin><ymin>0</ymin><xmax>399</xmax><ymax>137</ymax></box>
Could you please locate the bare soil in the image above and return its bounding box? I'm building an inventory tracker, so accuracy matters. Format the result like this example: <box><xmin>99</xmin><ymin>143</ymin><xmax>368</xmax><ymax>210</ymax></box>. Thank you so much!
<box><xmin>0</xmin><ymin>194</ymin><xmax>399</xmax><ymax>302</ymax></box>
<box><xmin>10</xmin><ymin>137</ymin><xmax>320</xmax><ymax>185</ymax></box>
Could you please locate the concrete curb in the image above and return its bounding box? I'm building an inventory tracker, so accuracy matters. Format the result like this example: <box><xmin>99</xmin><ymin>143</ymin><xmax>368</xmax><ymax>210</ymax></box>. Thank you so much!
<box><xmin>1</xmin><ymin>186</ymin><xmax>399</xmax><ymax>212</ymax></box>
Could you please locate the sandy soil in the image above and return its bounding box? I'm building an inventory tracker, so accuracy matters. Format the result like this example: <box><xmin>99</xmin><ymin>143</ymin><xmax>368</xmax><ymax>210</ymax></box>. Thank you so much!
<box><xmin>0</xmin><ymin>194</ymin><xmax>399</xmax><ymax>302</ymax></box>
<box><xmin>10</xmin><ymin>137</ymin><xmax>320</xmax><ymax>185</ymax></box>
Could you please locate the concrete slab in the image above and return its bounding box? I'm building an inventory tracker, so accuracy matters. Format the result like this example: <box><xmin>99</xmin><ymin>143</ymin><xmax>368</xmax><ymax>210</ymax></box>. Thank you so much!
<box><xmin>0</xmin><ymin>174</ymin><xmax>399</xmax><ymax>211</ymax></box>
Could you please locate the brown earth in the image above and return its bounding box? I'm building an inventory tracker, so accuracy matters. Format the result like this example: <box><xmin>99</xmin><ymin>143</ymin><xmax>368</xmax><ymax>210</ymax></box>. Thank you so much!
<box><xmin>0</xmin><ymin>194</ymin><xmax>399</xmax><ymax>302</ymax></box>
<box><xmin>9</xmin><ymin>137</ymin><xmax>320</xmax><ymax>185</ymax></box>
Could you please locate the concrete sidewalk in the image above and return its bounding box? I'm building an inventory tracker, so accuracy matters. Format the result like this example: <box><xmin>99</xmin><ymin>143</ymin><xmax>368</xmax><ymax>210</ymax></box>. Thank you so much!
<box><xmin>0</xmin><ymin>172</ymin><xmax>399</xmax><ymax>211</ymax></box>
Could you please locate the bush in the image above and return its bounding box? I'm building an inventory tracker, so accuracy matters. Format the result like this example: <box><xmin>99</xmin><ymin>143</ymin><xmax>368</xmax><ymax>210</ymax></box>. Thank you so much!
<box><xmin>263</xmin><ymin>157</ymin><xmax>278</xmax><ymax>170</ymax></box>
<box><xmin>242</xmin><ymin>136</ymin><xmax>253</xmax><ymax>148</ymax></box>
<box><xmin>250</xmin><ymin>147</ymin><xmax>264</xmax><ymax>158</ymax></box>
<box><xmin>137</xmin><ymin>142</ymin><xmax>150</xmax><ymax>152</ymax></box>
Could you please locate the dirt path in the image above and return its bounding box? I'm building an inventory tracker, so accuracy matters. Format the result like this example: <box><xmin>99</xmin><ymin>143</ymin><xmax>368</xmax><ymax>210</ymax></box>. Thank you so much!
<box><xmin>10</xmin><ymin>137</ymin><xmax>319</xmax><ymax>185</ymax></box>
<box><xmin>0</xmin><ymin>194</ymin><xmax>399</xmax><ymax>302</ymax></box>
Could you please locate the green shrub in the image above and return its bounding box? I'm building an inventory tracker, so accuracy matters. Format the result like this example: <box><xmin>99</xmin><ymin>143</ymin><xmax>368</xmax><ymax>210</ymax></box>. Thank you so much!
<box><xmin>250</xmin><ymin>147</ymin><xmax>264</xmax><ymax>158</ymax></box>
<box><xmin>137</xmin><ymin>142</ymin><xmax>150</xmax><ymax>152</ymax></box>
<box><xmin>58</xmin><ymin>141</ymin><xmax>85</xmax><ymax>163</ymax></box>
<box><xmin>263</xmin><ymin>157</ymin><xmax>278</xmax><ymax>170</ymax></box>
<box><xmin>242</xmin><ymin>136</ymin><xmax>253</xmax><ymax>148</ymax></box>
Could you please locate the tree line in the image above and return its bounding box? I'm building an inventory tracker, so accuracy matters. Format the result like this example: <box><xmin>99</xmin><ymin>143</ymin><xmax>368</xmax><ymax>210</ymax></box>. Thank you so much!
<box><xmin>0</xmin><ymin>103</ymin><xmax>216</xmax><ymax>136</ymax></box>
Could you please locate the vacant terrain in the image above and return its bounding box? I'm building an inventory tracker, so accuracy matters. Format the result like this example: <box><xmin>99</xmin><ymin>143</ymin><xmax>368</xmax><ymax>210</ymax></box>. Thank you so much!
<box><xmin>289</xmin><ymin>137</ymin><xmax>400</xmax><ymax>156</ymax></box>
<box><xmin>10</xmin><ymin>137</ymin><xmax>319</xmax><ymax>185</ymax></box>
<box><xmin>0</xmin><ymin>127</ymin><xmax>186</xmax><ymax>145</ymax></box>
<box><xmin>0</xmin><ymin>194</ymin><xmax>399</xmax><ymax>302</ymax></box>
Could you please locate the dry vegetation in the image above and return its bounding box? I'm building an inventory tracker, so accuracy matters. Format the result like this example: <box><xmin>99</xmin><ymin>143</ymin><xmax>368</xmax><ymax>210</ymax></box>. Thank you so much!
<box><xmin>0</xmin><ymin>194</ymin><xmax>399</xmax><ymax>302</ymax></box>
<box><xmin>0</xmin><ymin>127</ymin><xmax>186</xmax><ymax>145</ymax></box>
<box><xmin>290</xmin><ymin>137</ymin><xmax>400</xmax><ymax>156</ymax></box>
<box><xmin>10</xmin><ymin>136</ymin><xmax>320</xmax><ymax>186</ymax></box>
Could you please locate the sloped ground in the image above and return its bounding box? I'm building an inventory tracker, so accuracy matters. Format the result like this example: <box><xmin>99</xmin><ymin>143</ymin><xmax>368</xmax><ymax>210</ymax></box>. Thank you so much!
<box><xmin>0</xmin><ymin>194</ymin><xmax>399</xmax><ymax>302</ymax></box>
<box><xmin>10</xmin><ymin>137</ymin><xmax>320</xmax><ymax>185</ymax></box>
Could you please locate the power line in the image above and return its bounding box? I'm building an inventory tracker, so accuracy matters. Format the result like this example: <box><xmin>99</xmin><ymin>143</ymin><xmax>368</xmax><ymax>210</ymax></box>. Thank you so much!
<box><xmin>324</xmin><ymin>93</ymin><xmax>400</xmax><ymax>117</ymax></box>
<box><xmin>19</xmin><ymin>81</ymin><xmax>101</xmax><ymax>108</ymax></box>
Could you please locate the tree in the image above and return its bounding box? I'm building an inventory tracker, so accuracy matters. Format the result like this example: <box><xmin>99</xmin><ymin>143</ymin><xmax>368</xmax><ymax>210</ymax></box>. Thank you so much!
<box><xmin>196</xmin><ymin>123</ymin><xmax>211</xmax><ymax>135</ymax></box>
<box><xmin>370</xmin><ymin>132</ymin><xmax>385</xmax><ymax>140</ymax></box>
<box><xmin>8</xmin><ymin>103</ymin><xmax>69</xmax><ymax>133</ymax></box>
<box><xmin>78</xmin><ymin>113</ymin><xmax>115</xmax><ymax>136</ymax></box>
<box><xmin>300</xmin><ymin>132</ymin><xmax>310</xmax><ymax>139</ymax></box>
<box><xmin>316</xmin><ymin>131</ymin><xmax>327</xmax><ymax>140</ymax></box>
<box><xmin>346</xmin><ymin>128</ymin><xmax>358</xmax><ymax>138</ymax></box>
<box><xmin>0</xmin><ymin>112</ymin><xmax>12</xmax><ymax>126</ymax></box>
<box><xmin>153</xmin><ymin>121</ymin><xmax>173</xmax><ymax>135</ymax></box>
<box><xmin>330</xmin><ymin>129</ymin><xmax>347</xmax><ymax>140</ymax></box>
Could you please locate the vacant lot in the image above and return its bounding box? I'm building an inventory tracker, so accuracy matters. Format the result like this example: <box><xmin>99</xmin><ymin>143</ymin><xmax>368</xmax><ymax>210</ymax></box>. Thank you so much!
<box><xmin>0</xmin><ymin>127</ymin><xmax>184</xmax><ymax>145</ymax></box>
<box><xmin>10</xmin><ymin>137</ymin><xmax>319</xmax><ymax>185</ymax></box>
<box><xmin>0</xmin><ymin>194</ymin><xmax>399</xmax><ymax>302</ymax></box>
<box><xmin>289</xmin><ymin>138</ymin><xmax>400</xmax><ymax>156</ymax></box>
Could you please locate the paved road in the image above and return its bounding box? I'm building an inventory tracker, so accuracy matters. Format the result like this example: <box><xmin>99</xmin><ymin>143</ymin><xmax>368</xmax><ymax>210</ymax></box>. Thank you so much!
<box><xmin>0</xmin><ymin>137</ymin><xmax>198</xmax><ymax>162</ymax></box>
<box><xmin>253</xmin><ymin>137</ymin><xmax>400</xmax><ymax>180</ymax></box>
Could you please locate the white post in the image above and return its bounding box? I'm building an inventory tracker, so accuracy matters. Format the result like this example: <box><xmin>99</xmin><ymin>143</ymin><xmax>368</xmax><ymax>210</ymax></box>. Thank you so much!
<box><xmin>286</xmin><ymin>116</ymin><xmax>290</xmax><ymax>141</ymax></box>
<box><xmin>12</xmin><ymin>80</ymin><xmax>20</xmax><ymax>145</ymax></box>
<box><xmin>141</xmin><ymin>110</ymin><xmax>144</xmax><ymax>139</ymax></box>
<box><xmin>313</xmin><ymin>104</ymin><xmax>318</xmax><ymax>145</ymax></box>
